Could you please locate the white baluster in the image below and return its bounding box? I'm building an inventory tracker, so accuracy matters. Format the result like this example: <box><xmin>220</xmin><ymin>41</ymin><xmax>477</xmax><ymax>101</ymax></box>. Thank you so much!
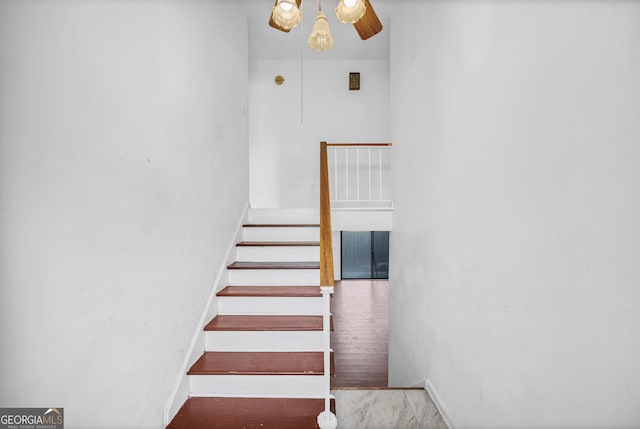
<box><xmin>379</xmin><ymin>148</ymin><xmax>383</xmax><ymax>201</ymax></box>
<box><xmin>333</xmin><ymin>148</ymin><xmax>338</xmax><ymax>199</ymax></box>
<box><xmin>356</xmin><ymin>148</ymin><xmax>360</xmax><ymax>201</ymax></box>
<box><xmin>345</xmin><ymin>149</ymin><xmax>349</xmax><ymax>202</ymax></box>
<box><xmin>368</xmin><ymin>147</ymin><xmax>372</xmax><ymax>201</ymax></box>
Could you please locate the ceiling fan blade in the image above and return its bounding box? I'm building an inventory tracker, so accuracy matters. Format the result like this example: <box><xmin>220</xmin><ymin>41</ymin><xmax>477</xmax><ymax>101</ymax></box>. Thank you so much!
<box><xmin>353</xmin><ymin>0</ymin><xmax>383</xmax><ymax>40</ymax></box>
<box><xmin>268</xmin><ymin>0</ymin><xmax>302</xmax><ymax>33</ymax></box>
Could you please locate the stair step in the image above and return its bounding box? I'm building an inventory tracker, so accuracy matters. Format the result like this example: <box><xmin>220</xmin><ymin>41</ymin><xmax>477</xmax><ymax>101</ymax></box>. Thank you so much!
<box><xmin>227</xmin><ymin>261</ymin><xmax>320</xmax><ymax>270</ymax></box>
<box><xmin>204</xmin><ymin>316</ymin><xmax>331</xmax><ymax>351</ymax></box>
<box><xmin>235</xmin><ymin>242</ymin><xmax>320</xmax><ymax>262</ymax></box>
<box><xmin>205</xmin><ymin>315</ymin><xmax>332</xmax><ymax>331</ymax></box>
<box><xmin>217</xmin><ymin>286</ymin><xmax>322</xmax><ymax>297</ymax></box>
<box><xmin>205</xmin><ymin>330</ymin><xmax>324</xmax><ymax>351</ymax></box>
<box><xmin>227</xmin><ymin>262</ymin><xmax>320</xmax><ymax>285</ymax></box>
<box><xmin>243</xmin><ymin>225</ymin><xmax>319</xmax><ymax>242</ymax></box>
<box><xmin>247</xmin><ymin>208</ymin><xmax>319</xmax><ymax>225</ymax></box>
<box><xmin>237</xmin><ymin>241</ymin><xmax>320</xmax><ymax>246</ymax></box>
<box><xmin>189</xmin><ymin>374</ymin><xmax>327</xmax><ymax>397</ymax></box>
<box><xmin>216</xmin><ymin>286</ymin><xmax>324</xmax><ymax>315</ymax></box>
<box><xmin>167</xmin><ymin>397</ymin><xmax>334</xmax><ymax>429</ymax></box>
<box><xmin>188</xmin><ymin>351</ymin><xmax>334</xmax><ymax>376</ymax></box>
<box><xmin>243</xmin><ymin>224</ymin><xmax>320</xmax><ymax>227</ymax></box>
<box><xmin>246</xmin><ymin>207</ymin><xmax>320</xmax><ymax>224</ymax></box>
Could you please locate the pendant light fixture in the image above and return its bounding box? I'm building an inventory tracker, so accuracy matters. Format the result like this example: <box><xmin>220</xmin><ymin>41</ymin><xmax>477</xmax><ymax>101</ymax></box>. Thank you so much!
<box><xmin>272</xmin><ymin>0</ymin><xmax>302</xmax><ymax>30</ymax></box>
<box><xmin>307</xmin><ymin>0</ymin><xmax>334</xmax><ymax>52</ymax></box>
<box><xmin>268</xmin><ymin>0</ymin><xmax>383</xmax><ymax>44</ymax></box>
<box><xmin>335</xmin><ymin>0</ymin><xmax>366</xmax><ymax>24</ymax></box>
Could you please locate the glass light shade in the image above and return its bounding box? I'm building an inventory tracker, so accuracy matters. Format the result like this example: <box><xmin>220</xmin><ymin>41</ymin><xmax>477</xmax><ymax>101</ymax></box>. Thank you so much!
<box><xmin>272</xmin><ymin>0</ymin><xmax>301</xmax><ymax>30</ymax></box>
<box><xmin>335</xmin><ymin>0</ymin><xmax>366</xmax><ymax>24</ymax></box>
<box><xmin>307</xmin><ymin>11</ymin><xmax>334</xmax><ymax>51</ymax></box>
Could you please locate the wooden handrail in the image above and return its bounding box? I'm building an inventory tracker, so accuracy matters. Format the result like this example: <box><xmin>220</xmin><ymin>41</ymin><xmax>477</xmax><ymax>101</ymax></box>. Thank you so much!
<box><xmin>320</xmin><ymin>142</ymin><xmax>335</xmax><ymax>287</ymax></box>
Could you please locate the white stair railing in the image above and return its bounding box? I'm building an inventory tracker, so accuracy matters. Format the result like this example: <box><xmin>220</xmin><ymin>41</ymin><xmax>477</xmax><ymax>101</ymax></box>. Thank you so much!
<box><xmin>327</xmin><ymin>143</ymin><xmax>392</xmax><ymax>208</ymax></box>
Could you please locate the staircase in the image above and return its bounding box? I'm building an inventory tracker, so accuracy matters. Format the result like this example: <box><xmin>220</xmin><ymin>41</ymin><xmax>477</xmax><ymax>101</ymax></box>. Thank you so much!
<box><xmin>167</xmin><ymin>215</ymin><xmax>335</xmax><ymax>428</ymax></box>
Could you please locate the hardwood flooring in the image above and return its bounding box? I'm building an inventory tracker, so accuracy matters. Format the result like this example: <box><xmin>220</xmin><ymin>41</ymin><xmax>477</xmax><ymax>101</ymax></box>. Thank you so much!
<box><xmin>217</xmin><ymin>285</ymin><xmax>322</xmax><ymax>297</ymax></box>
<box><xmin>331</xmin><ymin>279</ymin><xmax>389</xmax><ymax>387</ymax></box>
<box><xmin>205</xmin><ymin>315</ymin><xmax>327</xmax><ymax>331</ymax></box>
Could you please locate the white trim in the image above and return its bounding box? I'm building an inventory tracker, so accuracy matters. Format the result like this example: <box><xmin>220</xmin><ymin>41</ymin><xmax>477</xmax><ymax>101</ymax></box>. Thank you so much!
<box><xmin>163</xmin><ymin>202</ymin><xmax>249</xmax><ymax>425</ymax></box>
<box><xmin>425</xmin><ymin>379</ymin><xmax>454</xmax><ymax>429</ymax></box>
<box><xmin>189</xmin><ymin>374</ymin><xmax>326</xmax><ymax>397</ymax></box>
<box><xmin>247</xmin><ymin>207</ymin><xmax>319</xmax><ymax>224</ymax></box>
<box><xmin>330</xmin><ymin>207</ymin><xmax>394</xmax><ymax>211</ymax></box>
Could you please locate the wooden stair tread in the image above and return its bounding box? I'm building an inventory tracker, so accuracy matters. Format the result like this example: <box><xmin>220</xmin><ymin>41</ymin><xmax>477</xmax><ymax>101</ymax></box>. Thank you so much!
<box><xmin>244</xmin><ymin>223</ymin><xmax>319</xmax><ymax>227</ymax></box>
<box><xmin>188</xmin><ymin>351</ymin><xmax>334</xmax><ymax>376</ymax></box>
<box><xmin>227</xmin><ymin>261</ymin><xmax>320</xmax><ymax>270</ymax></box>
<box><xmin>167</xmin><ymin>397</ymin><xmax>334</xmax><ymax>429</ymax></box>
<box><xmin>205</xmin><ymin>315</ymin><xmax>332</xmax><ymax>331</ymax></box>
<box><xmin>217</xmin><ymin>286</ymin><xmax>323</xmax><ymax>297</ymax></box>
<box><xmin>237</xmin><ymin>241</ymin><xmax>320</xmax><ymax>247</ymax></box>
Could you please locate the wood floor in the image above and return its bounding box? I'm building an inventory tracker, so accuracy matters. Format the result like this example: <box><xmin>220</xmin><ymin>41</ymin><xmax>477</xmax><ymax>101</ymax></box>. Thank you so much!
<box><xmin>167</xmin><ymin>397</ymin><xmax>334</xmax><ymax>429</ymax></box>
<box><xmin>331</xmin><ymin>279</ymin><xmax>389</xmax><ymax>387</ymax></box>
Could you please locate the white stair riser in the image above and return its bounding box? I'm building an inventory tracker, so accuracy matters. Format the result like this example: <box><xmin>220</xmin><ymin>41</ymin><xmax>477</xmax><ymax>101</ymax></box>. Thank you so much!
<box><xmin>205</xmin><ymin>331</ymin><xmax>323</xmax><ymax>351</ymax></box>
<box><xmin>228</xmin><ymin>269</ymin><xmax>319</xmax><ymax>285</ymax></box>
<box><xmin>189</xmin><ymin>374</ymin><xmax>326</xmax><ymax>397</ymax></box>
<box><xmin>248</xmin><ymin>209</ymin><xmax>320</xmax><ymax>225</ymax></box>
<box><xmin>243</xmin><ymin>227</ymin><xmax>319</xmax><ymax>242</ymax></box>
<box><xmin>218</xmin><ymin>297</ymin><xmax>323</xmax><ymax>315</ymax></box>
<box><xmin>235</xmin><ymin>246</ymin><xmax>319</xmax><ymax>262</ymax></box>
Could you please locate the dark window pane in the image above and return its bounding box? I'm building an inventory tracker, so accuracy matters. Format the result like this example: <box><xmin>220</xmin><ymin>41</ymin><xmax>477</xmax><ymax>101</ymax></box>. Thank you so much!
<box><xmin>341</xmin><ymin>231</ymin><xmax>389</xmax><ymax>279</ymax></box>
<box><xmin>372</xmin><ymin>231</ymin><xmax>389</xmax><ymax>279</ymax></box>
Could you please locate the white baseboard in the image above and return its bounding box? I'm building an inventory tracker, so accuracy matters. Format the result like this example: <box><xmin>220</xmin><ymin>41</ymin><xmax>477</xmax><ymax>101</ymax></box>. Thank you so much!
<box><xmin>163</xmin><ymin>202</ymin><xmax>249</xmax><ymax>425</ymax></box>
<box><xmin>425</xmin><ymin>379</ymin><xmax>454</xmax><ymax>429</ymax></box>
<box><xmin>409</xmin><ymin>378</ymin><xmax>426</xmax><ymax>389</ymax></box>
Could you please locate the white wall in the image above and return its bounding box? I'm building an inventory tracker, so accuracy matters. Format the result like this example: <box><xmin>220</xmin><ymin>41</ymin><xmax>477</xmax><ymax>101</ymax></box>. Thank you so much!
<box><xmin>0</xmin><ymin>1</ymin><xmax>248</xmax><ymax>428</ymax></box>
<box><xmin>249</xmin><ymin>60</ymin><xmax>390</xmax><ymax>207</ymax></box>
<box><xmin>389</xmin><ymin>1</ymin><xmax>640</xmax><ymax>428</ymax></box>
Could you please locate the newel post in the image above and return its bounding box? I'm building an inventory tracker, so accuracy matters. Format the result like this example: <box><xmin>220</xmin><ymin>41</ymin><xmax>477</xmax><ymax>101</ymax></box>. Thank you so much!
<box><xmin>318</xmin><ymin>141</ymin><xmax>337</xmax><ymax>429</ymax></box>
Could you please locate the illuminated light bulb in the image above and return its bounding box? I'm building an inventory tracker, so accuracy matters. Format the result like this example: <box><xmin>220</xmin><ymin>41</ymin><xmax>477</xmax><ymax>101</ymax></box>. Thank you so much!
<box><xmin>335</xmin><ymin>0</ymin><xmax>366</xmax><ymax>24</ymax></box>
<box><xmin>272</xmin><ymin>0</ymin><xmax>301</xmax><ymax>30</ymax></box>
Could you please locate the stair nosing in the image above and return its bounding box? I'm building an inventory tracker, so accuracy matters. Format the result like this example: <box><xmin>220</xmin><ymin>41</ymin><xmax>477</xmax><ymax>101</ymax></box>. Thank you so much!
<box><xmin>205</xmin><ymin>315</ymin><xmax>333</xmax><ymax>332</ymax></box>
<box><xmin>187</xmin><ymin>351</ymin><xmax>334</xmax><ymax>376</ymax></box>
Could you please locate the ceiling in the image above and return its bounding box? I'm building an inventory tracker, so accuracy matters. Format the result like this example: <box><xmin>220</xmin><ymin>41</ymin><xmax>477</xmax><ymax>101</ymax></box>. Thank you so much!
<box><xmin>239</xmin><ymin>0</ymin><xmax>391</xmax><ymax>61</ymax></box>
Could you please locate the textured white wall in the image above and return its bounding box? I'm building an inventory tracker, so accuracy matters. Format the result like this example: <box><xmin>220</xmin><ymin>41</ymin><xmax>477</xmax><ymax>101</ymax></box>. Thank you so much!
<box><xmin>249</xmin><ymin>60</ymin><xmax>390</xmax><ymax>208</ymax></box>
<box><xmin>0</xmin><ymin>1</ymin><xmax>248</xmax><ymax>428</ymax></box>
<box><xmin>389</xmin><ymin>1</ymin><xmax>640</xmax><ymax>427</ymax></box>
